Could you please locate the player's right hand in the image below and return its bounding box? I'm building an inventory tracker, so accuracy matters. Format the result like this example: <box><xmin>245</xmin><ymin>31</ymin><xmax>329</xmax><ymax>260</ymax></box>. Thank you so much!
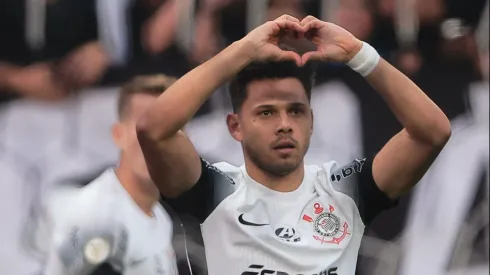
<box><xmin>240</xmin><ymin>14</ymin><xmax>304</xmax><ymax>66</ymax></box>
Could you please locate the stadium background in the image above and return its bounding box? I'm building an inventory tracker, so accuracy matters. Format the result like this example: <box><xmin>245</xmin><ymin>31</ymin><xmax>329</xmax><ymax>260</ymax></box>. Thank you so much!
<box><xmin>0</xmin><ymin>0</ymin><xmax>488</xmax><ymax>274</ymax></box>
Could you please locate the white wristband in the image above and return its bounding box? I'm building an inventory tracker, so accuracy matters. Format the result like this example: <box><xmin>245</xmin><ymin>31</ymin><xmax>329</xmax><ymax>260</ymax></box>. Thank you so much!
<box><xmin>347</xmin><ymin>42</ymin><xmax>380</xmax><ymax>77</ymax></box>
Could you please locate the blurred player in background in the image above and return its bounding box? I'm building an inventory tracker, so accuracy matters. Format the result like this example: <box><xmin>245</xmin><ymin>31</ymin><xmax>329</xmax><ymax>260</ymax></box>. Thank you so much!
<box><xmin>41</xmin><ymin>75</ymin><xmax>179</xmax><ymax>275</ymax></box>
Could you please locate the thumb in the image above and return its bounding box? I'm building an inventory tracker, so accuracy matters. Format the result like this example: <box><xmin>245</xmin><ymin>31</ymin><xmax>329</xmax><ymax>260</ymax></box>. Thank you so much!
<box><xmin>277</xmin><ymin>50</ymin><xmax>302</xmax><ymax>66</ymax></box>
<box><xmin>301</xmin><ymin>51</ymin><xmax>324</xmax><ymax>66</ymax></box>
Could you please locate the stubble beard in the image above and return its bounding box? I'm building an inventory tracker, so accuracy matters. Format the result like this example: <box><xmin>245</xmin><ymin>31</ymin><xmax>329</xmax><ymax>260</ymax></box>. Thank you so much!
<box><xmin>243</xmin><ymin>141</ymin><xmax>310</xmax><ymax>178</ymax></box>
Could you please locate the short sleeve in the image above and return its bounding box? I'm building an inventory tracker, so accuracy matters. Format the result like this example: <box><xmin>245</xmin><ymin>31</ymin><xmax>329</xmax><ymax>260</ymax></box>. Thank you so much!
<box><xmin>164</xmin><ymin>158</ymin><xmax>237</xmax><ymax>223</ymax></box>
<box><xmin>330</xmin><ymin>157</ymin><xmax>398</xmax><ymax>226</ymax></box>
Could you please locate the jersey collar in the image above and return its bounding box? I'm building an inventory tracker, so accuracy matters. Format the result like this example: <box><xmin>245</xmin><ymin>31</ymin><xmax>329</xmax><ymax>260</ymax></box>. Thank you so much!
<box><xmin>239</xmin><ymin>165</ymin><xmax>313</xmax><ymax>200</ymax></box>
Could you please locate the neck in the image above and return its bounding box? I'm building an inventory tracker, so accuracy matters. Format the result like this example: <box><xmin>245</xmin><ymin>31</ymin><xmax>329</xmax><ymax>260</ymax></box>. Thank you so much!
<box><xmin>115</xmin><ymin>163</ymin><xmax>160</xmax><ymax>217</ymax></box>
<box><xmin>244</xmin><ymin>158</ymin><xmax>305</xmax><ymax>192</ymax></box>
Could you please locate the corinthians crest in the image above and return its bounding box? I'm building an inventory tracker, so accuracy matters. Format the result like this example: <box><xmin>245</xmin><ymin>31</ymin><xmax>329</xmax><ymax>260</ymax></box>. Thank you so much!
<box><xmin>314</xmin><ymin>212</ymin><xmax>341</xmax><ymax>237</ymax></box>
<box><xmin>308</xmin><ymin>203</ymin><xmax>351</xmax><ymax>245</ymax></box>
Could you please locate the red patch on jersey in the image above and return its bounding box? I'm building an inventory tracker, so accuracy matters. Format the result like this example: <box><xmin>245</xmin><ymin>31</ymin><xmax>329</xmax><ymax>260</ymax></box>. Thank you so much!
<box><xmin>302</xmin><ymin>214</ymin><xmax>313</xmax><ymax>223</ymax></box>
<box><xmin>329</xmin><ymin>204</ymin><xmax>335</xmax><ymax>213</ymax></box>
<box><xmin>313</xmin><ymin>203</ymin><xmax>324</xmax><ymax>214</ymax></box>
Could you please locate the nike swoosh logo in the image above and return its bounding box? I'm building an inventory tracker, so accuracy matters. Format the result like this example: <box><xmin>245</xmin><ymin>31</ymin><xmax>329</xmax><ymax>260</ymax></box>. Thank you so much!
<box><xmin>238</xmin><ymin>214</ymin><xmax>269</xmax><ymax>226</ymax></box>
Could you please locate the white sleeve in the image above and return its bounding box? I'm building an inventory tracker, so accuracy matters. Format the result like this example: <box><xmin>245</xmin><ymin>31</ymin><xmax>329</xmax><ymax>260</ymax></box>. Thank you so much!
<box><xmin>43</xmin><ymin>204</ymin><xmax>127</xmax><ymax>275</ymax></box>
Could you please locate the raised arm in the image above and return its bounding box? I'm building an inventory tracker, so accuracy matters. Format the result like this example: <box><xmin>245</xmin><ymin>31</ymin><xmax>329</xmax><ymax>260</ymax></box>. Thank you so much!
<box><xmin>136</xmin><ymin>15</ymin><xmax>304</xmax><ymax>198</ymax></box>
<box><xmin>300</xmin><ymin>16</ymin><xmax>451</xmax><ymax>200</ymax></box>
<box><xmin>364</xmin><ymin>59</ymin><xmax>451</xmax><ymax>199</ymax></box>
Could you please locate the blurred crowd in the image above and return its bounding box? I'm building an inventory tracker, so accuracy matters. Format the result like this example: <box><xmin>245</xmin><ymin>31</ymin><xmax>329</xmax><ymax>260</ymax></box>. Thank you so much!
<box><xmin>0</xmin><ymin>0</ymin><xmax>487</xmax><ymax>104</ymax></box>
<box><xmin>0</xmin><ymin>0</ymin><xmax>488</xmax><ymax>274</ymax></box>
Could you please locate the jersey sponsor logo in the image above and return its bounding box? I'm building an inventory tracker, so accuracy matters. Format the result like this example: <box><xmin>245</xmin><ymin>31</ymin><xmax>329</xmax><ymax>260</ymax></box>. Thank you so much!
<box><xmin>330</xmin><ymin>158</ymin><xmax>366</xmax><ymax>182</ymax></box>
<box><xmin>238</xmin><ymin>214</ymin><xmax>269</xmax><ymax>226</ymax></box>
<box><xmin>274</xmin><ymin>227</ymin><xmax>301</xmax><ymax>242</ymax></box>
<box><xmin>241</xmin><ymin>264</ymin><xmax>338</xmax><ymax>275</ymax></box>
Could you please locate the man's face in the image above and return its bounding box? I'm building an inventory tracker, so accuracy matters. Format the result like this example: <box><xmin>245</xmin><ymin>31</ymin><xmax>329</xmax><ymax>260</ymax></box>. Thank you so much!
<box><xmin>227</xmin><ymin>77</ymin><xmax>313</xmax><ymax>177</ymax></box>
<box><xmin>113</xmin><ymin>93</ymin><xmax>157</xmax><ymax>182</ymax></box>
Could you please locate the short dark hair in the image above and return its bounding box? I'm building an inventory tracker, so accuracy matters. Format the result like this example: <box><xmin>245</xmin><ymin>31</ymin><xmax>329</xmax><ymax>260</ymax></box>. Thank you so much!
<box><xmin>228</xmin><ymin>61</ymin><xmax>315</xmax><ymax>113</ymax></box>
<box><xmin>118</xmin><ymin>74</ymin><xmax>177</xmax><ymax>118</ymax></box>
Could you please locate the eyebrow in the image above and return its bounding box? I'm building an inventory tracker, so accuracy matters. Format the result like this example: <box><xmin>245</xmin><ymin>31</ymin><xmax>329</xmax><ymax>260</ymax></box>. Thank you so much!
<box><xmin>255</xmin><ymin>102</ymin><xmax>308</xmax><ymax>109</ymax></box>
<box><xmin>289</xmin><ymin>102</ymin><xmax>308</xmax><ymax>108</ymax></box>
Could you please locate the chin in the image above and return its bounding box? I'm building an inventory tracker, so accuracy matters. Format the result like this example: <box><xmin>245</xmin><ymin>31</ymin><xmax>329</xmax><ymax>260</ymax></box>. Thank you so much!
<box><xmin>264</xmin><ymin>158</ymin><xmax>302</xmax><ymax>177</ymax></box>
<box><xmin>276</xmin><ymin>151</ymin><xmax>302</xmax><ymax>163</ymax></box>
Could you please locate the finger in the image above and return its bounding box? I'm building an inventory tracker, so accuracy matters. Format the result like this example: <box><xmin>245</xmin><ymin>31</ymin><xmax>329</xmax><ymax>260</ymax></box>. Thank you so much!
<box><xmin>301</xmin><ymin>51</ymin><xmax>324</xmax><ymax>65</ymax></box>
<box><xmin>274</xmin><ymin>14</ymin><xmax>300</xmax><ymax>24</ymax></box>
<box><xmin>302</xmin><ymin>20</ymin><xmax>323</xmax><ymax>33</ymax></box>
<box><xmin>274</xmin><ymin>19</ymin><xmax>304</xmax><ymax>34</ymax></box>
<box><xmin>301</xmin><ymin>15</ymin><xmax>319</xmax><ymax>26</ymax></box>
<box><xmin>278</xmin><ymin>50</ymin><xmax>302</xmax><ymax>66</ymax></box>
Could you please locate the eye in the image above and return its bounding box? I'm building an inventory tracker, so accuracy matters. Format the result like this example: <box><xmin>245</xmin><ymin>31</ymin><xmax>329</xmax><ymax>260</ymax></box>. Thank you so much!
<box><xmin>290</xmin><ymin>108</ymin><xmax>304</xmax><ymax>115</ymax></box>
<box><xmin>260</xmin><ymin>110</ymin><xmax>273</xmax><ymax>117</ymax></box>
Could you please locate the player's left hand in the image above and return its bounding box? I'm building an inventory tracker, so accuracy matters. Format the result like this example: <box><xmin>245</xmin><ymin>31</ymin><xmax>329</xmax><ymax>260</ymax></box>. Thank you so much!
<box><xmin>299</xmin><ymin>16</ymin><xmax>363</xmax><ymax>65</ymax></box>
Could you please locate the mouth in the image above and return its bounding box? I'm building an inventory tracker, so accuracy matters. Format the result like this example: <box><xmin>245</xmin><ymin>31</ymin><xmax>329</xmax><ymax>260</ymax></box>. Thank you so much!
<box><xmin>273</xmin><ymin>140</ymin><xmax>296</xmax><ymax>154</ymax></box>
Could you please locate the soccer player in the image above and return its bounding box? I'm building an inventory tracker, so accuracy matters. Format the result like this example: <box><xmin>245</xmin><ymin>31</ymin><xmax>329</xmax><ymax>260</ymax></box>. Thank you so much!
<box><xmin>136</xmin><ymin>15</ymin><xmax>451</xmax><ymax>274</ymax></box>
<box><xmin>41</xmin><ymin>75</ymin><xmax>179</xmax><ymax>275</ymax></box>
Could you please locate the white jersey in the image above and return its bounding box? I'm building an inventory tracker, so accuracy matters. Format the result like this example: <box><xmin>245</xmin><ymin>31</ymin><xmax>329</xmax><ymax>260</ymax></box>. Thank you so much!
<box><xmin>165</xmin><ymin>157</ymin><xmax>396</xmax><ymax>275</ymax></box>
<box><xmin>43</xmin><ymin>169</ymin><xmax>178</xmax><ymax>275</ymax></box>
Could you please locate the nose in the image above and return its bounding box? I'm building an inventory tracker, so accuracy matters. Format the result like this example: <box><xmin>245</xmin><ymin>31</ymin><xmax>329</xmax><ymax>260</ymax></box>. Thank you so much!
<box><xmin>276</xmin><ymin>113</ymin><xmax>292</xmax><ymax>135</ymax></box>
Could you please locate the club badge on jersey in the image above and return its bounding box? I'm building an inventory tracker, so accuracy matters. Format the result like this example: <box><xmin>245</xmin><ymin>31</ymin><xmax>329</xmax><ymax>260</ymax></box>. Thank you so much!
<box><xmin>302</xmin><ymin>202</ymin><xmax>351</xmax><ymax>245</ymax></box>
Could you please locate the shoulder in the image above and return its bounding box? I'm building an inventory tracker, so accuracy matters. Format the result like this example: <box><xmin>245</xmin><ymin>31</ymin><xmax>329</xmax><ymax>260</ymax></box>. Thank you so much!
<box><xmin>306</xmin><ymin>158</ymin><xmax>367</xmax><ymax>177</ymax></box>
<box><xmin>316</xmin><ymin>157</ymin><xmax>397</xmax><ymax>226</ymax></box>
<box><xmin>48</xmin><ymin>189</ymin><xmax>125</xmax><ymax>256</ymax></box>
<box><xmin>328</xmin><ymin>158</ymin><xmax>368</xmax><ymax>183</ymax></box>
<box><xmin>209</xmin><ymin>161</ymin><xmax>242</xmax><ymax>183</ymax></box>
<box><xmin>312</xmin><ymin>158</ymin><xmax>369</xmax><ymax>192</ymax></box>
<box><xmin>48</xmin><ymin>186</ymin><xmax>125</xmax><ymax>250</ymax></box>
<box><xmin>200</xmin><ymin>159</ymin><xmax>240</xmax><ymax>187</ymax></box>
<box><xmin>164</xmin><ymin>159</ymin><xmax>240</xmax><ymax>222</ymax></box>
<box><xmin>306</xmin><ymin>159</ymin><xmax>369</xmax><ymax>203</ymax></box>
<box><xmin>202</xmin><ymin>160</ymin><xmax>241</xmax><ymax>203</ymax></box>
<box><xmin>46</xmin><ymin>173</ymin><xmax>120</xmax><ymax>227</ymax></box>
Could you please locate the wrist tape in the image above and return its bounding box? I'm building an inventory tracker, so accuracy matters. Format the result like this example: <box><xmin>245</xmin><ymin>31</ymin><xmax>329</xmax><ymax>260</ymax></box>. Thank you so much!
<box><xmin>347</xmin><ymin>42</ymin><xmax>380</xmax><ymax>77</ymax></box>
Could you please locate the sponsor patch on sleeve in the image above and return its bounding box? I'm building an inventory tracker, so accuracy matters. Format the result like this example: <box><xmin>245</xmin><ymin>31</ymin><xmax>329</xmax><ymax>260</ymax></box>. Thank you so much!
<box><xmin>330</xmin><ymin>158</ymin><xmax>366</xmax><ymax>182</ymax></box>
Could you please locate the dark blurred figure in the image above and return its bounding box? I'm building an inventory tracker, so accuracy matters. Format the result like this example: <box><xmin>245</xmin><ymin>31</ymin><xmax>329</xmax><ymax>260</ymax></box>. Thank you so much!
<box><xmin>367</xmin><ymin>0</ymin><xmax>487</xmax><ymax>75</ymax></box>
<box><xmin>191</xmin><ymin>0</ymin><xmax>246</xmax><ymax>63</ymax></box>
<box><xmin>99</xmin><ymin>0</ymin><xmax>194</xmax><ymax>85</ymax></box>
<box><xmin>0</xmin><ymin>0</ymin><xmax>109</xmax><ymax>101</ymax></box>
<box><xmin>0</xmin><ymin>0</ymin><xmax>194</xmax><ymax>102</ymax></box>
<box><xmin>192</xmin><ymin>0</ymin><xmax>316</xmax><ymax>63</ymax></box>
<box><xmin>334</xmin><ymin>0</ymin><xmax>374</xmax><ymax>42</ymax></box>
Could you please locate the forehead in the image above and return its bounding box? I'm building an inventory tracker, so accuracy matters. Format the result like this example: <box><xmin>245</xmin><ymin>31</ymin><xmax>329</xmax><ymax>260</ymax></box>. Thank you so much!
<box><xmin>244</xmin><ymin>77</ymin><xmax>309</xmax><ymax>107</ymax></box>
<box><xmin>126</xmin><ymin>93</ymin><xmax>158</xmax><ymax>117</ymax></box>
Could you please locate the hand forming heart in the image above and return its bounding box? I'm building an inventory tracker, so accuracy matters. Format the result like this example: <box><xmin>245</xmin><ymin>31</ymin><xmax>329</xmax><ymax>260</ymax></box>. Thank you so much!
<box><xmin>241</xmin><ymin>14</ymin><xmax>363</xmax><ymax>66</ymax></box>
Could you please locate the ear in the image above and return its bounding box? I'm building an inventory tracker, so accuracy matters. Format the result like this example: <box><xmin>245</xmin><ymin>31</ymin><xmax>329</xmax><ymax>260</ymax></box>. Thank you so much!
<box><xmin>226</xmin><ymin>113</ymin><xmax>243</xmax><ymax>142</ymax></box>
<box><xmin>111</xmin><ymin>122</ymin><xmax>125</xmax><ymax>149</ymax></box>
